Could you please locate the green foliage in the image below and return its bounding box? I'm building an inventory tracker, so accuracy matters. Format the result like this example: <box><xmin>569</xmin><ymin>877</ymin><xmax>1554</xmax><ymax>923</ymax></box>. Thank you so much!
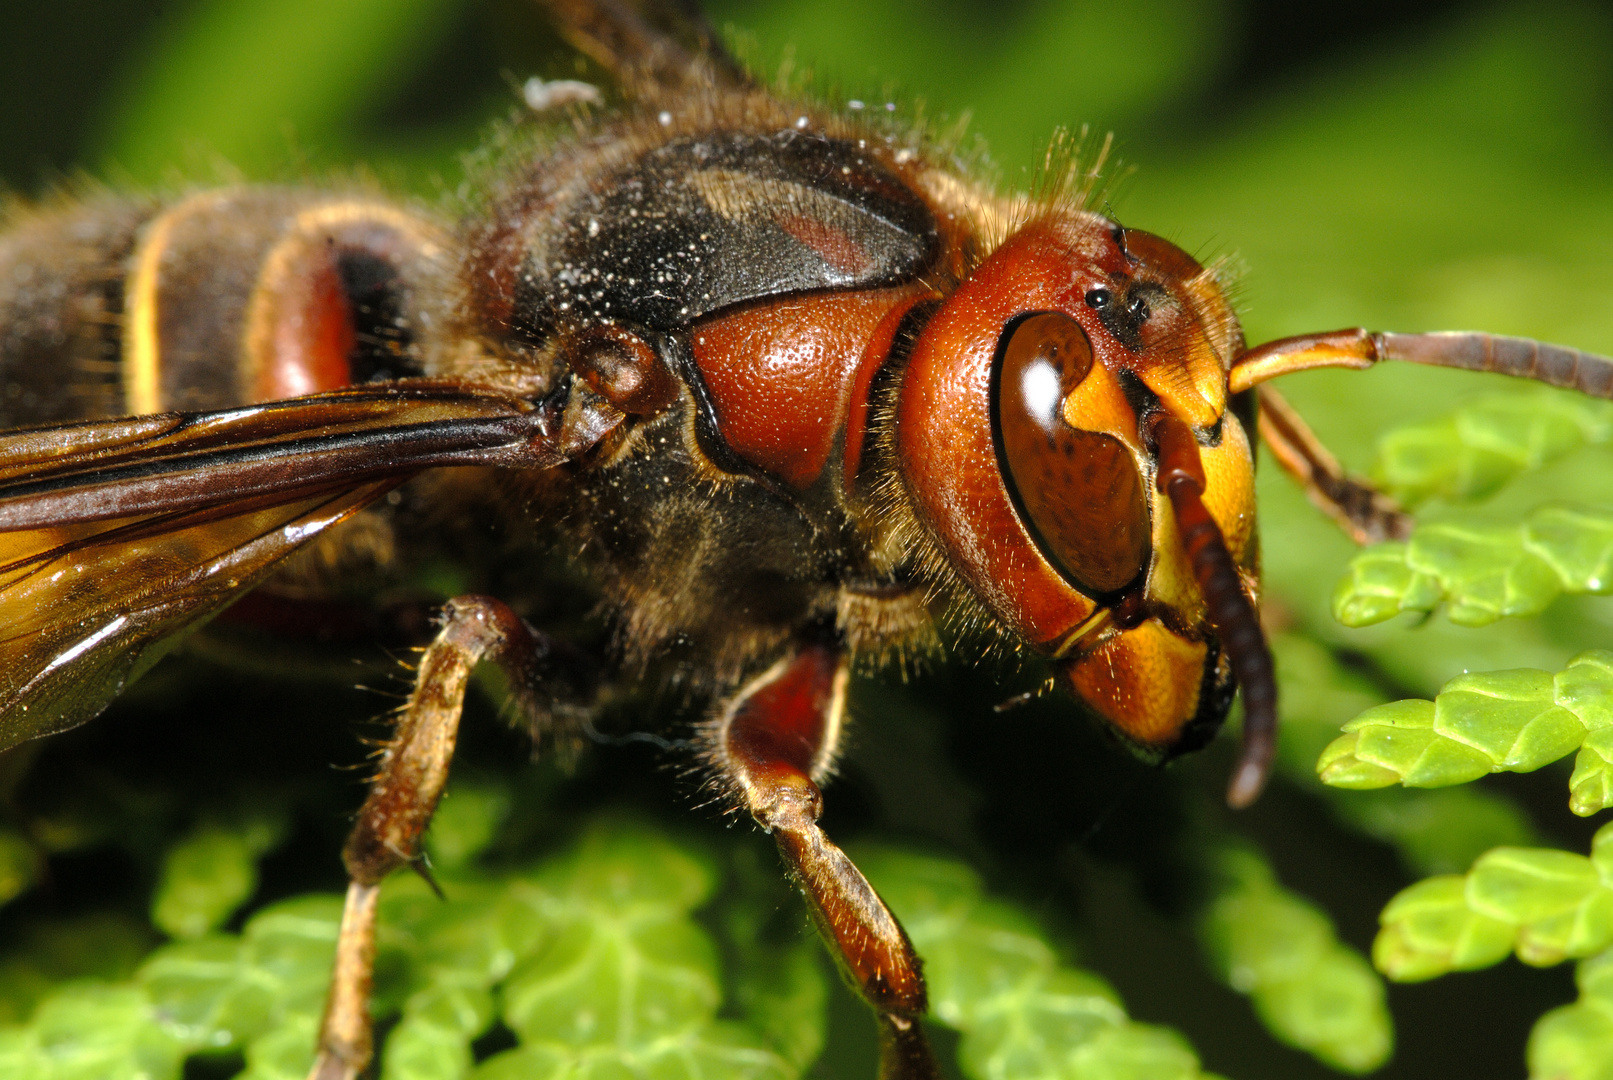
<box><xmin>151</xmin><ymin>813</ymin><xmax>289</xmax><ymax>940</ymax></box>
<box><xmin>0</xmin><ymin>817</ymin><xmax>822</xmax><ymax>1080</ymax></box>
<box><xmin>858</xmin><ymin>848</ymin><xmax>1221</xmax><ymax>1080</ymax></box>
<box><xmin>1316</xmin><ymin>651</ymin><xmax>1613</xmax><ymax>815</ymax></box>
<box><xmin>1372</xmin><ymin>390</ymin><xmax>1613</xmax><ymax>509</ymax></box>
<box><xmin>1528</xmin><ymin>947</ymin><xmax>1613</xmax><ymax>1080</ymax></box>
<box><xmin>1311</xmin><ymin>373</ymin><xmax>1613</xmax><ymax>1076</ymax></box>
<box><xmin>1375</xmin><ymin>823</ymin><xmax>1613</xmax><ymax>982</ymax></box>
<box><xmin>1198</xmin><ymin>850</ymin><xmax>1390</xmax><ymax>1074</ymax></box>
<box><xmin>1272</xmin><ymin>634</ymin><xmax>1538</xmax><ymax>876</ymax></box>
<box><xmin>0</xmin><ymin>807</ymin><xmax>1266</xmax><ymax>1080</ymax></box>
<box><xmin>1331</xmin><ymin>507</ymin><xmax>1613</xmax><ymax>628</ymax></box>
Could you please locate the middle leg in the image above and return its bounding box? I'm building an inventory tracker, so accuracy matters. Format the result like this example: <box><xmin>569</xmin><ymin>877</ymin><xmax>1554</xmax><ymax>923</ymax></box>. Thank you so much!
<box><xmin>704</xmin><ymin>637</ymin><xmax>939</xmax><ymax>1080</ymax></box>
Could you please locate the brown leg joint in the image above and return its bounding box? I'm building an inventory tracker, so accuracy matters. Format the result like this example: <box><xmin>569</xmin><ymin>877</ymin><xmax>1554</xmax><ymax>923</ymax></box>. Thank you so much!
<box><xmin>708</xmin><ymin>642</ymin><xmax>939</xmax><ymax>1079</ymax></box>
<box><xmin>310</xmin><ymin>595</ymin><xmax>538</xmax><ymax>1080</ymax></box>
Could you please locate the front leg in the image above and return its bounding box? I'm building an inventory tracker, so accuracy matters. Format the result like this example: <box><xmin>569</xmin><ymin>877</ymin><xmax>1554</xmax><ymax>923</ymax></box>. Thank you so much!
<box><xmin>1257</xmin><ymin>385</ymin><xmax>1413</xmax><ymax>544</ymax></box>
<box><xmin>309</xmin><ymin>595</ymin><xmax>557</xmax><ymax>1080</ymax></box>
<box><xmin>705</xmin><ymin>639</ymin><xmax>940</xmax><ymax>1080</ymax></box>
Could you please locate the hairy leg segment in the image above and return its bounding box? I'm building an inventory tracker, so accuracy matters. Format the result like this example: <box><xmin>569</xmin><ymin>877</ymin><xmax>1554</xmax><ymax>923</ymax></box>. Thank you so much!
<box><xmin>705</xmin><ymin>639</ymin><xmax>940</xmax><ymax>1080</ymax></box>
<box><xmin>309</xmin><ymin>595</ymin><xmax>550</xmax><ymax>1080</ymax></box>
<box><xmin>308</xmin><ymin>600</ymin><xmax>936</xmax><ymax>1079</ymax></box>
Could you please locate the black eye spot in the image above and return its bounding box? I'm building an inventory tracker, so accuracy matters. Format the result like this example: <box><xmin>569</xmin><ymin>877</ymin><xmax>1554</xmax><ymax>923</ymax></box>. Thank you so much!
<box><xmin>1097</xmin><ymin>281</ymin><xmax>1167</xmax><ymax>350</ymax></box>
<box><xmin>1084</xmin><ymin>287</ymin><xmax>1112</xmax><ymax>310</ymax></box>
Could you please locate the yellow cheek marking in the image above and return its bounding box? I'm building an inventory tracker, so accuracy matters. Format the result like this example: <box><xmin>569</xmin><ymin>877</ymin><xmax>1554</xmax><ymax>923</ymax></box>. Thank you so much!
<box><xmin>1199</xmin><ymin>411</ymin><xmax>1257</xmax><ymax>570</ymax></box>
<box><xmin>123</xmin><ymin>190</ymin><xmax>234</xmax><ymax>415</ymax></box>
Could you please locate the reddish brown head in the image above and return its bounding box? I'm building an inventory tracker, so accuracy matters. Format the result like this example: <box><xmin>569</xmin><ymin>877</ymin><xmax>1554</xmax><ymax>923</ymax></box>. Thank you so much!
<box><xmin>895</xmin><ymin>210</ymin><xmax>1274</xmax><ymax>805</ymax></box>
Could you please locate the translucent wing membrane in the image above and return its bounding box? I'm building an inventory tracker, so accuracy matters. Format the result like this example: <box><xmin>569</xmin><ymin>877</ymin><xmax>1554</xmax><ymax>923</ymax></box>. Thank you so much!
<box><xmin>0</xmin><ymin>381</ymin><xmax>567</xmax><ymax>751</ymax></box>
<box><xmin>0</xmin><ymin>484</ymin><xmax>390</xmax><ymax>750</ymax></box>
<box><xmin>0</xmin><ymin>382</ymin><xmax>562</xmax><ymax>528</ymax></box>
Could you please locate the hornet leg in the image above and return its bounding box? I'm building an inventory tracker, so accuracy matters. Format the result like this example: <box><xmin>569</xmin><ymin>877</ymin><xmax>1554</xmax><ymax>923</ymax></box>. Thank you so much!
<box><xmin>705</xmin><ymin>639</ymin><xmax>939</xmax><ymax>1080</ymax></box>
<box><xmin>308</xmin><ymin>595</ymin><xmax>555</xmax><ymax>1080</ymax></box>
<box><xmin>1257</xmin><ymin>384</ymin><xmax>1413</xmax><ymax>544</ymax></box>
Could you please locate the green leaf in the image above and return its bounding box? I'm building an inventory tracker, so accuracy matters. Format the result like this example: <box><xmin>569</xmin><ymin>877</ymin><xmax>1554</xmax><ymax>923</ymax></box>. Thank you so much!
<box><xmin>1376</xmin><ymin>822</ymin><xmax>1613</xmax><ymax>981</ymax></box>
<box><xmin>729</xmin><ymin>941</ymin><xmax>827</xmax><ymax>1072</ymax></box>
<box><xmin>1373</xmin><ymin>877</ymin><xmax>1516</xmax><ymax>981</ymax></box>
<box><xmin>458</xmin><ymin>822</ymin><xmax>802</xmax><ymax>1076</ymax></box>
<box><xmin>499</xmin><ymin>825</ymin><xmax>722</xmax><ymax>1049</ymax></box>
<box><xmin>1528</xmin><ymin>947</ymin><xmax>1613</xmax><ymax>1079</ymax></box>
<box><xmin>424</xmin><ymin>778</ymin><xmax>513</xmax><ymax>871</ymax></box>
<box><xmin>471</xmin><ymin>1025</ymin><xmax>796</xmax><ymax>1080</ymax></box>
<box><xmin>139</xmin><ymin>934</ymin><xmax>251</xmax><ymax>1049</ymax></box>
<box><xmin>238</xmin><ymin>1012</ymin><xmax>321</xmax><ymax>1080</ymax></box>
<box><xmin>855</xmin><ymin>847</ymin><xmax>1218</xmax><ymax>1080</ymax></box>
<box><xmin>1373</xmin><ymin>389</ymin><xmax>1613</xmax><ymax>507</ymax></box>
<box><xmin>1332</xmin><ymin>506</ymin><xmax>1613</xmax><ymax>627</ymax></box>
<box><xmin>1064</xmin><ymin>1024</ymin><xmax>1209</xmax><ymax>1080</ymax></box>
<box><xmin>1319</xmin><ymin>698</ymin><xmax>1495</xmax><ymax>788</ymax></box>
<box><xmin>1199</xmin><ymin>850</ymin><xmax>1392</xmax><ymax>1073</ymax></box>
<box><xmin>1317</xmin><ymin>651</ymin><xmax>1613</xmax><ymax>812</ymax></box>
<box><xmin>380</xmin><ymin>1014</ymin><xmax>474</xmax><ymax>1080</ymax></box>
<box><xmin>242</xmin><ymin>896</ymin><xmax>343</xmax><ymax>997</ymax></box>
<box><xmin>152</xmin><ymin>825</ymin><xmax>271</xmax><ymax>940</ymax></box>
<box><xmin>501</xmin><ymin>906</ymin><xmax>721</xmax><ymax>1046</ymax></box>
<box><xmin>7</xmin><ymin>820</ymin><xmax>822</xmax><ymax>1079</ymax></box>
<box><xmin>535</xmin><ymin>821</ymin><xmax>718</xmax><ymax>916</ymax></box>
<box><xmin>140</xmin><ymin>897</ymin><xmax>341</xmax><ymax>1065</ymax></box>
<box><xmin>0</xmin><ymin>1027</ymin><xmax>46</xmax><ymax>1080</ymax></box>
<box><xmin>0</xmin><ymin>914</ymin><xmax>156</xmax><ymax>1027</ymax></box>
<box><xmin>30</xmin><ymin>981</ymin><xmax>187</xmax><ymax>1080</ymax></box>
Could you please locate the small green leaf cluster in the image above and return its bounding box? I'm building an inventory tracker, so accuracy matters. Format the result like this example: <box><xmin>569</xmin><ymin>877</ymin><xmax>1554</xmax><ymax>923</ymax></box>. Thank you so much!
<box><xmin>1331</xmin><ymin>506</ymin><xmax>1613</xmax><ymax>627</ymax></box>
<box><xmin>1270</xmin><ymin>634</ymin><xmax>1537</xmax><ymax>877</ymax></box>
<box><xmin>464</xmin><ymin>823</ymin><xmax>806</xmax><ymax>1080</ymax></box>
<box><xmin>1373</xmin><ymin>389</ymin><xmax>1613</xmax><ymax>507</ymax></box>
<box><xmin>151</xmin><ymin>813</ymin><xmax>288</xmax><ymax>941</ymax></box>
<box><xmin>0</xmin><ymin>895</ymin><xmax>338</xmax><ymax>1080</ymax></box>
<box><xmin>1376</xmin><ymin>823</ymin><xmax>1613</xmax><ymax>981</ymax></box>
<box><xmin>1316</xmin><ymin>651</ymin><xmax>1613</xmax><ymax>815</ymax></box>
<box><xmin>0</xmin><ymin>814</ymin><xmax>820</xmax><ymax>1080</ymax></box>
<box><xmin>1198</xmin><ymin>850</ymin><xmax>1391</xmax><ymax>1074</ymax></box>
<box><xmin>0</xmin><ymin>785</ymin><xmax>1249</xmax><ymax>1080</ymax></box>
<box><xmin>1302</xmin><ymin>380</ymin><xmax>1613</xmax><ymax>1078</ymax></box>
<box><xmin>1529</xmin><ymin>947</ymin><xmax>1613</xmax><ymax>1078</ymax></box>
<box><xmin>856</xmin><ymin>848</ymin><xmax>1223</xmax><ymax>1080</ymax></box>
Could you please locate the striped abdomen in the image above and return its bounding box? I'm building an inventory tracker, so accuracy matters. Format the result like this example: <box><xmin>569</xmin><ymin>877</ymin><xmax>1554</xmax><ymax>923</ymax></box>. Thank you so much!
<box><xmin>0</xmin><ymin>189</ymin><xmax>454</xmax><ymax>427</ymax></box>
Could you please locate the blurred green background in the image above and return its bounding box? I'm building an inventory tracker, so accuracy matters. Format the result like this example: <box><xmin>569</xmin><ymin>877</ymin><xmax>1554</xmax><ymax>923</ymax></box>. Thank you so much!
<box><xmin>3</xmin><ymin>1</ymin><xmax>1613</xmax><ymax>1078</ymax></box>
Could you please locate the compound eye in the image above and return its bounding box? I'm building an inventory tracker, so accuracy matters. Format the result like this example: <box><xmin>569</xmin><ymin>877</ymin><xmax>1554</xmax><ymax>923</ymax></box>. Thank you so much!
<box><xmin>993</xmin><ymin>312</ymin><xmax>1151</xmax><ymax>598</ymax></box>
